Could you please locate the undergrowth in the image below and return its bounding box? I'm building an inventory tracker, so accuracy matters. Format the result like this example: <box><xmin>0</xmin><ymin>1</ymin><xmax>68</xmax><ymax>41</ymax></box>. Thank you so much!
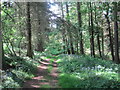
<box><xmin>2</xmin><ymin>52</ymin><xmax>40</xmax><ymax>88</ymax></box>
<box><xmin>57</xmin><ymin>54</ymin><xmax>120</xmax><ymax>88</ymax></box>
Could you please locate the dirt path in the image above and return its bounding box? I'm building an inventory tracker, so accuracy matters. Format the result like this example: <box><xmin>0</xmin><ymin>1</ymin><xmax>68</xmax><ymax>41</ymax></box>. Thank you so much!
<box><xmin>23</xmin><ymin>58</ymin><xmax>60</xmax><ymax>88</ymax></box>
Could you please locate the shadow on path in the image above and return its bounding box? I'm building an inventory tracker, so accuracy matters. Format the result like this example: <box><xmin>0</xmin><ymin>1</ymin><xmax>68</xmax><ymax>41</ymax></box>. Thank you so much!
<box><xmin>23</xmin><ymin>58</ymin><xmax>60</xmax><ymax>88</ymax></box>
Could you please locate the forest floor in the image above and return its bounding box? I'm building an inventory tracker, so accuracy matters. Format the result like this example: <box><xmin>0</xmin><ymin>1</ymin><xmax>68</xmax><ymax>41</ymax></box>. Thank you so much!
<box><xmin>23</xmin><ymin>58</ymin><xmax>60</xmax><ymax>88</ymax></box>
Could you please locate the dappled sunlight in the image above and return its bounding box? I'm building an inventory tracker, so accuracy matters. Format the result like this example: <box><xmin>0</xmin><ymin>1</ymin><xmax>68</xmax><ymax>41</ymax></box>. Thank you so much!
<box><xmin>23</xmin><ymin>56</ymin><xmax>60</xmax><ymax>88</ymax></box>
<box><xmin>49</xmin><ymin>72</ymin><xmax>58</xmax><ymax>78</ymax></box>
<box><xmin>39</xmin><ymin>61</ymin><xmax>50</xmax><ymax>66</ymax></box>
<box><xmin>31</xmin><ymin>85</ymin><xmax>40</xmax><ymax>88</ymax></box>
<box><xmin>1</xmin><ymin>1</ymin><xmax>120</xmax><ymax>88</ymax></box>
<box><xmin>32</xmin><ymin>76</ymin><xmax>44</xmax><ymax>80</ymax></box>
<box><xmin>38</xmin><ymin>65</ymin><xmax>48</xmax><ymax>70</ymax></box>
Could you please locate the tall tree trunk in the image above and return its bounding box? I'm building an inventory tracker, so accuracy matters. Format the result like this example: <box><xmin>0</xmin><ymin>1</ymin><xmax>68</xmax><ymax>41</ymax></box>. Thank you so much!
<box><xmin>101</xmin><ymin>16</ymin><xmax>104</xmax><ymax>59</ymax></box>
<box><xmin>62</xmin><ymin>35</ymin><xmax>66</xmax><ymax>54</ymax></box>
<box><xmin>77</xmin><ymin>2</ymin><xmax>84</xmax><ymax>55</ymax></box>
<box><xmin>90</xmin><ymin>3</ymin><xmax>95</xmax><ymax>57</ymax></box>
<box><xmin>61</xmin><ymin>2</ymin><xmax>66</xmax><ymax>54</ymax></box>
<box><xmin>94</xmin><ymin>4</ymin><xmax>102</xmax><ymax>58</ymax></box>
<box><xmin>0</xmin><ymin>4</ymin><xmax>4</xmax><ymax>69</ymax></box>
<box><xmin>26</xmin><ymin>2</ymin><xmax>33</xmax><ymax>58</ymax></box>
<box><xmin>88</xmin><ymin>5</ymin><xmax>92</xmax><ymax>56</ymax></box>
<box><xmin>66</xmin><ymin>2</ymin><xmax>75</xmax><ymax>54</ymax></box>
<box><xmin>37</xmin><ymin>19</ymin><xmax>44</xmax><ymax>52</ymax></box>
<box><xmin>113</xmin><ymin>2</ymin><xmax>119</xmax><ymax>63</ymax></box>
<box><xmin>105</xmin><ymin>3</ymin><xmax>114</xmax><ymax>61</ymax></box>
<box><xmin>0</xmin><ymin>20</ymin><xmax>3</xmax><ymax>69</ymax></box>
<box><xmin>66</xmin><ymin>37</ymin><xmax>71</xmax><ymax>54</ymax></box>
<box><xmin>66</xmin><ymin>3</ymin><xmax>70</xmax><ymax>54</ymax></box>
<box><xmin>97</xmin><ymin>33</ymin><xmax>102</xmax><ymax>57</ymax></box>
<box><xmin>101</xmin><ymin>28</ymin><xmax>104</xmax><ymax>59</ymax></box>
<box><xmin>35</xmin><ymin>3</ymin><xmax>48</xmax><ymax>52</ymax></box>
<box><xmin>76</xmin><ymin>39</ymin><xmax>79</xmax><ymax>54</ymax></box>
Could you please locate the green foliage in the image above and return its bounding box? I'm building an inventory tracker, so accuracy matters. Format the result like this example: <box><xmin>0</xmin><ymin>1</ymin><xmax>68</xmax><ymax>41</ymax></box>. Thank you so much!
<box><xmin>58</xmin><ymin>55</ymin><xmax>120</xmax><ymax>88</ymax></box>
<box><xmin>2</xmin><ymin>76</ymin><xmax>20</xmax><ymax>88</ymax></box>
<box><xmin>2</xmin><ymin>5</ymin><xmax>26</xmax><ymax>56</ymax></box>
<box><xmin>45</xmin><ymin>45</ymin><xmax>63</xmax><ymax>55</ymax></box>
<box><xmin>2</xmin><ymin>55</ymin><xmax>40</xmax><ymax>88</ymax></box>
<box><xmin>44</xmin><ymin>29</ymin><xmax>64</xmax><ymax>55</ymax></box>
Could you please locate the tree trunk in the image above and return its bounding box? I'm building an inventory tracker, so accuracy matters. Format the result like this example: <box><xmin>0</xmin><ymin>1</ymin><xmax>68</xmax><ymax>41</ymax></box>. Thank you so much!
<box><xmin>105</xmin><ymin>3</ymin><xmax>114</xmax><ymax>61</ymax></box>
<box><xmin>66</xmin><ymin>38</ymin><xmax>71</xmax><ymax>54</ymax></box>
<box><xmin>0</xmin><ymin>4</ymin><xmax>4</xmax><ymax>69</ymax></box>
<box><xmin>37</xmin><ymin>19</ymin><xmax>44</xmax><ymax>52</ymax></box>
<box><xmin>101</xmin><ymin>21</ymin><xmax>104</xmax><ymax>59</ymax></box>
<box><xmin>26</xmin><ymin>2</ymin><xmax>33</xmax><ymax>58</ymax></box>
<box><xmin>88</xmin><ymin>5</ymin><xmax>92</xmax><ymax>56</ymax></box>
<box><xmin>76</xmin><ymin>40</ymin><xmax>79</xmax><ymax>54</ymax></box>
<box><xmin>94</xmin><ymin>4</ymin><xmax>102</xmax><ymax>58</ymax></box>
<box><xmin>77</xmin><ymin>2</ymin><xmax>84</xmax><ymax>55</ymax></box>
<box><xmin>113</xmin><ymin>2</ymin><xmax>119</xmax><ymax>63</ymax></box>
<box><xmin>35</xmin><ymin>3</ymin><xmax>48</xmax><ymax>52</ymax></box>
<box><xmin>90</xmin><ymin>3</ymin><xmax>95</xmax><ymax>57</ymax></box>
<box><xmin>97</xmin><ymin>33</ymin><xmax>102</xmax><ymax>57</ymax></box>
<box><xmin>61</xmin><ymin>2</ymin><xmax>66</xmax><ymax>54</ymax></box>
<box><xmin>66</xmin><ymin>2</ymin><xmax>75</xmax><ymax>54</ymax></box>
<box><xmin>0</xmin><ymin>22</ymin><xmax>3</xmax><ymax>69</ymax></box>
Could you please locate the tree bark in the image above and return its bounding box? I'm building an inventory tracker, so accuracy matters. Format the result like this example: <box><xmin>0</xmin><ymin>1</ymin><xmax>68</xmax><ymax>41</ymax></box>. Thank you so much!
<box><xmin>88</xmin><ymin>4</ymin><xmax>92</xmax><ymax>56</ymax></box>
<box><xmin>61</xmin><ymin>2</ymin><xmax>66</xmax><ymax>54</ymax></box>
<box><xmin>0</xmin><ymin>4</ymin><xmax>3</xmax><ymax>69</ymax></box>
<box><xmin>77</xmin><ymin>2</ymin><xmax>84</xmax><ymax>55</ymax></box>
<box><xmin>90</xmin><ymin>3</ymin><xmax>95</xmax><ymax>57</ymax></box>
<box><xmin>101</xmin><ymin>30</ymin><xmax>104</xmax><ymax>58</ymax></box>
<box><xmin>94</xmin><ymin>4</ymin><xmax>102</xmax><ymax>58</ymax></box>
<box><xmin>113</xmin><ymin>2</ymin><xmax>119</xmax><ymax>63</ymax></box>
<box><xmin>97</xmin><ymin>33</ymin><xmax>102</xmax><ymax>57</ymax></box>
<box><xmin>0</xmin><ymin>18</ymin><xmax>3</xmax><ymax>69</ymax></box>
<box><xmin>66</xmin><ymin>37</ymin><xmax>71</xmax><ymax>54</ymax></box>
<box><xmin>66</xmin><ymin>2</ymin><xmax>75</xmax><ymax>54</ymax></box>
<box><xmin>105</xmin><ymin>3</ymin><xmax>114</xmax><ymax>61</ymax></box>
<box><xmin>26</xmin><ymin>2</ymin><xmax>33</xmax><ymax>58</ymax></box>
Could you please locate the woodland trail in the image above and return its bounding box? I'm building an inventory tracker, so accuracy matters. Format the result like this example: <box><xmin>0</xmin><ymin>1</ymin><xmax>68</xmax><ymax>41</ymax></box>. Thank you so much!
<box><xmin>23</xmin><ymin>58</ymin><xmax>60</xmax><ymax>88</ymax></box>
